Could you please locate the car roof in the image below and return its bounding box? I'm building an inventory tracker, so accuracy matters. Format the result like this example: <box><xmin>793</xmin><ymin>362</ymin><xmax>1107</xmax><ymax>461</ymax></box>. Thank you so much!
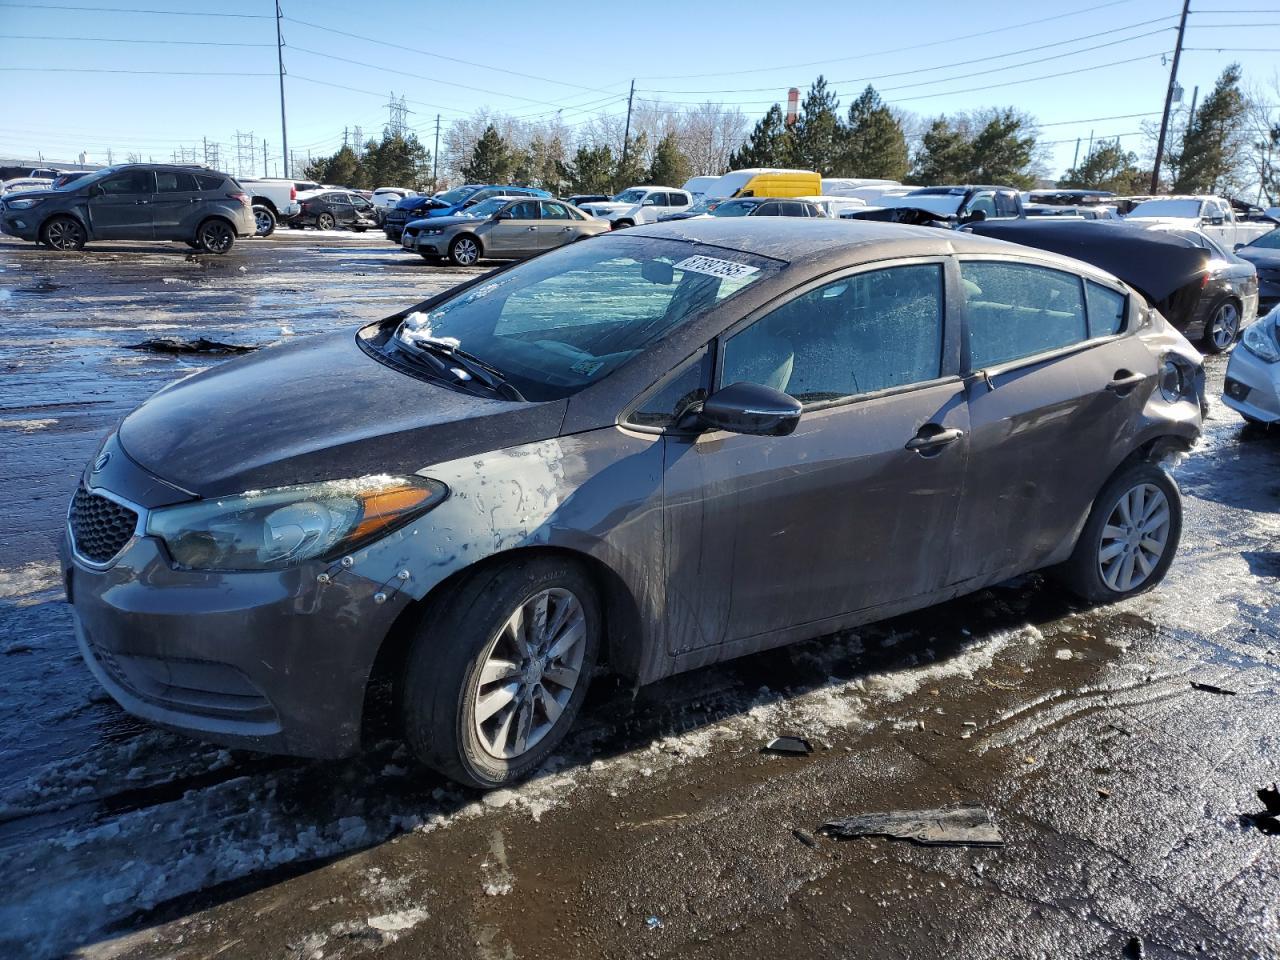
<box><xmin>910</xmin><ymin>185</ymin><xmax>1018</xmax><ymax>195</ymax></box>
<box><xmin>628</xmin><ymin>217</ymin><xmax>1093</xmax><ymax>272</ymax></box>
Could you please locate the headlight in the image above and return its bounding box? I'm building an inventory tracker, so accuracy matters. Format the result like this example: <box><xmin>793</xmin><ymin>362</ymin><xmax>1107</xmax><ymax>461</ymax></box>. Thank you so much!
<box><xmin>146</xmin><ymin>475</ymin><xmax>447</xmax><ymax>571</ymax></box>
<box><xmin>5</xmin><ymin>197</ymin><xmax>43</xmax><ymax>210</ymax></box>
<box><xmin>423</xmin><ymin>227</ymin><xmax>445</xmax><ymax>236</ymax></box>
<box><xmin>1242</xmin><ymin>318</ymin><xmax>1280</xmax><ymax>363</ymax></box>
<box><xmin>1159</xmin><ymin>359</ymin><xmax>1186</xmax><ymax>402</ymax></box>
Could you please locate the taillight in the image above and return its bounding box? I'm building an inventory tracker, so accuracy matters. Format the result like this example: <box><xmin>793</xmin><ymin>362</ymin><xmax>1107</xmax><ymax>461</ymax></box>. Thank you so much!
<box><xmin>1201</xmin><ymin>272</ymin><xmax>1210</xmax><ymax>289</ymax></box>
<box><xmin>227</xmin><ymin>191</ymin><xmax>250</xmax><ymax>208</ymax></box>
<box><xmin>290</xmin><ymin>185</ymin><xmax>297</xmax><ymax>201</ymax></box>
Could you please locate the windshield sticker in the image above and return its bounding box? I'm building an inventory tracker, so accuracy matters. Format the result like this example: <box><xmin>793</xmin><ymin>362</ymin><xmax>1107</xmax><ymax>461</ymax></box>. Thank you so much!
<box><xmin>570</xmin><ymin>358</ymin><xmax>605</xmax><ymax>377</ymax></box>
<box><xmin>675</xmin><ymin>255</ymin><xmax>760</xmax><ymax>281</ymax></box>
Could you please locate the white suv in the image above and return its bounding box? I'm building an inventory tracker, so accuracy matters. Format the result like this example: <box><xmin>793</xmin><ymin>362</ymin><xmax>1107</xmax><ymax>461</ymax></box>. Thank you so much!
<box><xmin>579</xmin><ymin>187</ymin><xmax>692</xmax><ymax>228</ymax></box>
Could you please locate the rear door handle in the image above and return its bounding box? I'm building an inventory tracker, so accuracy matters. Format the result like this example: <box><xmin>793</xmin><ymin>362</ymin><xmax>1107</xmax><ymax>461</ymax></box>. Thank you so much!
<box><xmin>1106</xmin><ymin>371</ymin><xmax>1145</xmax><ymax>395</ymax></box>
<box><xmin>905</xmin><ymin>426</ymin><xmax>964</xmax><ymax>453</ymax></box>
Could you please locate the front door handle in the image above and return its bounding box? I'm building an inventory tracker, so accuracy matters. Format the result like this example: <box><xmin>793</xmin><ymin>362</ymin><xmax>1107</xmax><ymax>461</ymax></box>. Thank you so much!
<box><xmin>1106</xmin><ymin>371</ymin><xmax>1145</xmax><ymax>395</ymax></box>
<box><xmin>134</xmin><ymin>200</ymin><xmax>150</xmax><ymax>205</ymax></box>
<box><xmin>905</xmin><ymin>426</ymin><xmax>964</xmax><ymax>453</ymax></box>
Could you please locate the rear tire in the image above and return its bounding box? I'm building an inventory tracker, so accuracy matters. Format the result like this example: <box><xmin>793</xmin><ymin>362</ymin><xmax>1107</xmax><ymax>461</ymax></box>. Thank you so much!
<box><xmin>41</xmin><ymin>216</ymin><xmax>86</xmax><ymax>251</ymax></box>
<box><xmin>1055</xmin><ymin>461</ymin><xmax>1182</xmax><ymax>604</ymax></box>
<box><xmin>252</xmin><ymin>204</ymin><xmax>276</xmax><ymax>237</ymax></box>
<box><xmin>401</xmin><ymin>556</ymin><xmax>600</xmax><ymax>789</ymax></box>
<box><xmin>316</xmin><ymin>212</ymin><xmax>336</xmax><ymax>231</ymax></box>
<box><xmin>1202</xmin><ymin>299</ymin><xmax>1241</xmax><ymax>353</ymax></box>
<box><xmin>195</xmin><ymin>218</ymin><xmax>235</xmax><ymax>254</ymax></box>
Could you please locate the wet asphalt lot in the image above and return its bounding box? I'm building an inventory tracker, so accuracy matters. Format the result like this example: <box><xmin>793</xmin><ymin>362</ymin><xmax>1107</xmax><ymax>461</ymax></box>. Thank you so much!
<box><xmin>0</xmin><ymin>232</ymin><xmax>1278</xmax><ymax>960</ymax></box>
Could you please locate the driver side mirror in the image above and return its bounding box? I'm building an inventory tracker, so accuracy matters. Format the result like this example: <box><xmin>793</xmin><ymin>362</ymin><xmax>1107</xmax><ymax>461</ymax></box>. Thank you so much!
<box><xmin>1233</xmin><ymin>242</ymin><xmax>1245</xmax><ymax>252</ymax></box>
<box><xmin>959</xmin><ymin>209</ymin><xmax>987</xmax><ymax>224</ymax></box>
<box><xmin>699</xmin><ymin>381</ymin><xmax>802</xmax><ymax>437</ymax></box>
<box><xmin>1205</xmin><ymin>216</ymin><xmax>1225</xmax><ymax>226</ymax></box>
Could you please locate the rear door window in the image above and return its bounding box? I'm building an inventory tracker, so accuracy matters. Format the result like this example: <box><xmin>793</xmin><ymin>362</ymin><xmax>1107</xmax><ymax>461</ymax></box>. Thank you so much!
<box><xmin>961</xmin><ymin>261</ymin><xmax>1088</xmax><ymax>368</ymax></box>
<box><xmin>195</xmin><ymin>174</ymin><xmax>227</xmax><ymax>191</ymax></box>
<box><xmin>156</xmin><ymin>171</ymin><xmax>198</xmax><ymax>192</ymax></box>
<box><xmin>540</xmin><ymin>201</ymin><xmax>572</xmax><ymax>220</ymax></box>
<box><xmin>1085</xmin><ymin>282</ymin><xmax>1127</xmax><ymax>337</ymax></box>
<box><xmin>721</xmin><ymin>264</ymin><xmax>945</xmax><ymax>404</ymax></box>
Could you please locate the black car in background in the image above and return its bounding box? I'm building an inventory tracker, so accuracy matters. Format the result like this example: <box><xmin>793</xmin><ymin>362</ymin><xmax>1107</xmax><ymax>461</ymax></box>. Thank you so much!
<box><xmin>1233</xmin><ymin>228</ymin><xmax>1280</xmax><ymax>313</ymax></box>
<box><xmin>292</xmin><ymin>191</ymin><xmax>378</xmax><ymax>231</ymax></box>
<box><xmin>566</xmin><ymin>194</ymin><xmax>610</xmax><ymax>207</ymax></box>
<box><xmin>969</xmin><ymin>219</ymin><xmax>1259</xmax><ymax>353</ymax></box>
<box><xmin>0</xmin><ymin>163</ymin><xmax>255</xmax><ymax>253</ymax></box>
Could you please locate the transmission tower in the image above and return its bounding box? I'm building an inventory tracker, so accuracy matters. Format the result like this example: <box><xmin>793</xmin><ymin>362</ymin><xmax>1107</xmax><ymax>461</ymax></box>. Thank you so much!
<box><xmin>235</xmin><ymin>130</ymin><xmax>257</xmax><ymax>179</ymax></box>
<box><xmin>384</xmin><ymin>92</ymin><xmax>410</xmax><ymax>138</ymax></box>
<box><xmin>202</xmin><ymin>138</ymin><xmax>222</xmax><ymax>170</ymax></box>
<box><xmin>352</xmin><ymin>125</ymin><xmax>364</xmax><ymax>149</ymax></box>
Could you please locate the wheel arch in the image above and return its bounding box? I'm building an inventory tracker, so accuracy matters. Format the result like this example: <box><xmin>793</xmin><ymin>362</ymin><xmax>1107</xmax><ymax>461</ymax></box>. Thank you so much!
<box><xmin>40</xmin><ymin>210</ymin><xmax>90</xmax><ymax>240</ymax></box>
<box><xmin>452</xmin><ymin>231</ymin><xmax>483</xmax><ymax>254</ymax></box>
<box><xmin>194</xmin><ymin>213</ymin><xmax>237</xmax><ymax>235</ymax></box>
<box><xmin>250</xmin><ymin>196</ymin><xmax>278</xmax><ymax>214</ymax></box>
<box><xmin>360</xmin><ymin>544</ymin><xmax>645</xmax><ymax>743</ymax></box>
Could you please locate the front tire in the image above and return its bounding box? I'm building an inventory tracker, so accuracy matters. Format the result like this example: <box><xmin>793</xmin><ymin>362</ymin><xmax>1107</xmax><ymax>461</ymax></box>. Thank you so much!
<box><xmin>448</xmin><ymin>234</ymin><xmax>480</xmax><ymax>266</ymax></box>
<box><xmin>1202</xmin><ymin>299</ymin><xmax>1241</xmax><ymax>353</ymax></box>
<box><xmin>252</xmin><ymin>204</ymin><xmax>276</xmax><ymax>237</ymax></box>
<box><xmin>195</xmin><ymin>218</ymin><xmax>234</xmax><ymax>254</ymax></box>
<box><xmin>1056</xmin><ymin>461</ymin><xmax>1182</xmax><ymax>604</ymax></box>
<box><xmin>41</xmin><ymin>216</ymin><xmax>86</xmax><ymax>251</ymax></box>
<box><xmin>401</xmin><ymin>556</ymin><xmax>600</xmax><ymax>789</ymax></box>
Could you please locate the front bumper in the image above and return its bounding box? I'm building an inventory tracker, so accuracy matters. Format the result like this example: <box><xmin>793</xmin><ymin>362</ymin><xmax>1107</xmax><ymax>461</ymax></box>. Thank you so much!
<box><xmin>401</xmin><ymin>232</ymin><xmax>443</xmax><ymax>255</ymax></box>
<box><xmin>1222</xmin><ymin>346</ymin><xmax>1280</xmax><ymax>423</ymax></box>
<box><xmin>62</xmin><ymin>527</ymin><xmax>407</xmax><ymax>759</ymax></box>
<box><xmin>0</xmin><ymin>213</ymin><xmax>40</xmax><ymax>240</ymax></box>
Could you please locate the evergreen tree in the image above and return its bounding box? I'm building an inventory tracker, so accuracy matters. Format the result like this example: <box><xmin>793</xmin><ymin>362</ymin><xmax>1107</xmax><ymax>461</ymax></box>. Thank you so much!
<box><xmin>837</xmin><ymin>85</ymin><xmax>908</xmax><ymax>180</ymax></box>
<box><xmin>566</xmin><ymin>144</ymin><xmax>615</xmax><ymax>194</ymax></box>
<box><xmin>789</xmin><ymin>76</ymin><xmax>842</xmax><ymax>173</ymax></box>
<box><xmin>911</xmin><ymin>117</ymin><xmax>972</xmax><ymax>184</ymax></box>
<box><xmin>729</xmin><ymin>104</ymin><xmax>790</xmax><ymax>169</ymax></box>
<box><xmin>461</xmin><ymin>124</ymin><xmax>513</xmax><ymax>184</ymax></box>
<box><xmin>1172</xmin><ymin>63</ymin><xmax>1249</xmax><ymax>193</ymax></box>
<box><xmin>614</xmin><ymin>131</ymin><xmax>649</xmax><ymax>190</ymax></box>
<box><xmin>1059</xmin><ymin>139</ymin><xmax>1148</xmax><ymax>194</ymax></box>
<box><xmin>648</xmin><ymin>132</ymin><xmax>692</xmax><ymax>186</ymax></box>
<box><xmin>968</xmin><ymin>109</ymin><xmax>1038</xmax><ymax>189</ymax></box>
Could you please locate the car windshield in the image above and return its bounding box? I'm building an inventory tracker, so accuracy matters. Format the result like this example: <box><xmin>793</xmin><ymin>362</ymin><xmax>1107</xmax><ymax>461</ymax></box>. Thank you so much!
<box><xmin>883</xmin><ymin>194</ymin><xmax>964</xmax><ymax>216</ymax></box>
<box><xmin>436</xmin><ymin>185</ymin><xmax>481</xmax><ymax>206</ymax></box>
<box><xmin>1127</xmin><ymin>199</ymin><xmax>1202</xmax><ymax>219</ymax></box>
<box><xmin>1246</xmin><ymin>227</ymin><xmax>1280</xmax><ymax>249</ymax></box>
<box><xmin>56</xmin><ymin>166</ymin><xmax>117</xmax><ymax>190</ymax></box>
<box><xmin>462</xmin><ymin>197</ymin><xmax>510</xmax><ymax>219</ymax></box>
<box><xmin>613</xmin><ymin>189</ymin><xmax>647</xmax><ymax>203</ymax></box>
<box><xmin>711</xmin><ymin>200</ymin><xmax>758</xmax><ymax>217</ymax></box>
<box><xmin>389</xmin><ymin>235</ymin><xmax>778</xmax><ymax>401</ymax></box>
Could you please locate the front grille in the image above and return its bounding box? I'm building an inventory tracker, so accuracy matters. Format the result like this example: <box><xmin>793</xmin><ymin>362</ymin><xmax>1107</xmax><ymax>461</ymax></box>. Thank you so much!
<box><xmin>70</xmin><ymin>488</ymin><xmax>138</xmax><ymax>564</ymax></box>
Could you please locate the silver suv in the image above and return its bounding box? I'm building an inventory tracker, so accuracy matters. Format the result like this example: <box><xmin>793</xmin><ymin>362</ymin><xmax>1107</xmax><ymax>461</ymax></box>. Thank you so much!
<box><xmin>0</xmin><ymin>163</ymin><xmax>255</xmax><ymax>253</ymax></box>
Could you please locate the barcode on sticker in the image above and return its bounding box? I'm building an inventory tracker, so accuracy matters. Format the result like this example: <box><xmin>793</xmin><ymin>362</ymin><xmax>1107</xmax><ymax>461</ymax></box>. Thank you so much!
<box><xmin>675</xmin><ymin>256</ymin><xmax>760</xmax><ymax>281</ymax></box>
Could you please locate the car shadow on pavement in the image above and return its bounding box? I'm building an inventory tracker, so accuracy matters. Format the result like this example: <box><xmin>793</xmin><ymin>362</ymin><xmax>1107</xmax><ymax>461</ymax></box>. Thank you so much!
<box><xmin>96</xmin><ymin>572</ymin><xmax>1091</xmax><ymax>946</ymax></box>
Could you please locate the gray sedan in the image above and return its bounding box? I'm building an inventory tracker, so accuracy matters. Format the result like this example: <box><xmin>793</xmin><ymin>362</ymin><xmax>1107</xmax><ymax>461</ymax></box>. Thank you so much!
<box><xmin>63</xmin><ymin>219</ymin><xmax>1203</xmax><ymax>789</ymax></box>
<box><xmin>401</xmin><ymin>195</ymin><xmax>609</xmax><ymax>265</ymax></box>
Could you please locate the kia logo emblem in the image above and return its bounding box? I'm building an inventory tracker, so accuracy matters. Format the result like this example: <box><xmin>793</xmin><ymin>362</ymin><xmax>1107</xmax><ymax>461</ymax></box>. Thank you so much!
<box><xmin>93</xmin><ymin>452</ymin><xmax>111</xmax><ymax>472</ymax></box>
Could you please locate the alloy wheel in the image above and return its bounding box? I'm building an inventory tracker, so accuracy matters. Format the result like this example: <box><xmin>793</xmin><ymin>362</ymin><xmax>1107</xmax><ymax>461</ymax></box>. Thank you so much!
<box><xmin>254</xmin><ymin>208</ymin><xmax>274</xmax><ymax>234</ymax></box>
<box><xmin>317</xmin><ymin>213</ymin><xmax>335</xmax><ymax>230</ymax></box>
<box><xmin>199</xmin><ymin>221</ymin><xmax>233</xmax><ymax>253</ymax></box>
<box><xmin>1097</xmin><ymin>482</ymin><xmax>1171</xmax><ymax>593</ymax></box>
<box><xmin>45</xmin><ymin>219</ymin><xmax>84</xmax><ymax>251</ymax></box>
<box><xmin>453</xmin><ymin>237</ymin><xmax>478</xmax><ymax>265</ymax></box>
<box><xmin>1210</xmin><ymin>302</ymin><xmax>1240</xmax><ymax>350</ymax></box>
<box><xmin>472</xmin><ymin>587</ymin><xmax>587</xmax><ymax>761</ymax></box>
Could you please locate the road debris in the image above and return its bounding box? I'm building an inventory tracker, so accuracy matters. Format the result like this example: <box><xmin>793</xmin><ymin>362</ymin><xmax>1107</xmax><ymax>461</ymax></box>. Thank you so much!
<box><xmin>1123</xmin><ymin>934</ymin><xmax>1144</xmax><ymax>958</ymax></box>
<box><xmin>645</xmin><ymin>916</ymin><xmax>663</xmax><ymax>931</ymax></box>
<box><xmin>1242</xmin><ymin>783</ymin><xmax>1280</xmax><ymax>835</ymax></box>
<box><xmin>761</xmin><ymin>736</ymin><xmax>812</xmax><ymax>756</ymax></box>
<box><xmin>819</xmin><ymin>807</ymin><xmax>1004</xmax><ymax>847</ymax></box>
<box><xmin>792</xmin><ymin>828</ymin><xmax>818</xmax><ymax>849</ymax></box>
<box><xmin>1098</xmin><ymin>788</ymin><xmax>1112</xmax><ymax>799</ymax></box>
<box><xmin>1190</xmin><ymin>681</ymin><xmax>1237</xmax><ymax>696</ymax></box>
<box><xmin>125</xmin><ymin>337</ymin><xmax>256</xmax><ymax>355</ymax></box>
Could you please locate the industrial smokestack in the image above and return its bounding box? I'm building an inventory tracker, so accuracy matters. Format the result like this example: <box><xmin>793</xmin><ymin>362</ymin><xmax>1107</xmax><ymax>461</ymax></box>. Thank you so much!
<box><xmin>786</xmin><ymin>88</ymin><xmax>799</xmax><ymax>126</ymax></box>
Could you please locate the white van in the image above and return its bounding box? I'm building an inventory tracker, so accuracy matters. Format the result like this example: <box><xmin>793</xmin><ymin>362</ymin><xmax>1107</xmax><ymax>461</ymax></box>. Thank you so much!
<box><xmin>821</xmin><ymin>177</ymin><xmax>901</xmax><ymax>197</ymax></box>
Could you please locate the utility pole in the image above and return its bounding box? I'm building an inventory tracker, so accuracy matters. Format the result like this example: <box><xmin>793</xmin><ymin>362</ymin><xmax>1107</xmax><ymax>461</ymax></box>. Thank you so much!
<box><xmin>273</xmin><ymin>0</ymin><xmax>289</xmax><ymax>179</ymax></box>
<box><xmin>1187</xmin><ymin>85</ymin><xmax>1200</xmax><ymax>131</ymax></box>
<box><xmin>620</xmin><ymin>79</ymin><xmax>635</xmax><ymax>180</ymax></box>
<box><xmin>1072</xmin><ymin>137</ymin><xmax>1081</xmax><ymax>171</ymax></box>
<box><xmin>263</xmin><ymin>138</ymin><xmax>268</xmax><ymax>176</ymax></box>
<box><xmin>432</xmin><ymin>113</ymin><xmax>441</xmax><ymax>192</ymax></box>
<box><xmin>1150</xmin><ymin>0</ymin><xmax>1191</xmax><ymax>193</ymax></box>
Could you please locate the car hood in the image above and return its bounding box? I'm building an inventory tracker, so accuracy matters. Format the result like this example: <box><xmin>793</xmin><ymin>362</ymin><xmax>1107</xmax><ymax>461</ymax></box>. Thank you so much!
<box><xmin>1124</xmin><ymin>215</ymin><xmax>1198</xmax><ymax>228</ymax></box>
<box><xmin>1238</xmin><ymin>247</ymin><xmax>1280</xmax><ymax>267</ymax></box>
<box><xmin>2</xmin><ymin>189</ymin><xmax>59</xmax><ymax>203</ymax></box>
<box><xmin>117</xmin><ymin>331</ymin><xmax>566</xmax><ymax>498</ymax></box>
<box><xmin>582</xmin><ymin>202</ymin><xmax>629</xmax><ymax>213</ymax></box>
<box><xmin>405</xmin><ymin>214</ymin><xmax>479</xmax><ymax>229</ymax></box>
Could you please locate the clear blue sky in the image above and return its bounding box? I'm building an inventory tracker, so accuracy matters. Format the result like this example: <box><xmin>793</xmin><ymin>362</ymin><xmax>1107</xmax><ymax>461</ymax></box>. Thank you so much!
<box><xmin>0</xmin><ymin>0</ymin><xmax>1276</xmax><ymax>180</ymax></box>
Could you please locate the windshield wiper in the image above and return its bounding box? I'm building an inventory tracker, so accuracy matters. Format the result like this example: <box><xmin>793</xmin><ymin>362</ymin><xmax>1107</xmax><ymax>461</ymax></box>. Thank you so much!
<box><xmin>398</xmin><ymin>336</ymin><xmax>525</xmax><ymax>401</ymax></box>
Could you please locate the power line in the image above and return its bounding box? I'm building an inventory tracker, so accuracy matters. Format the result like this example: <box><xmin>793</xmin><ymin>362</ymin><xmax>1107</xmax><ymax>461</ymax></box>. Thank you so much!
<box><xmin>284</xmin><ymin>16</ymin><xmax>611</xmax><ymax>94</ymax></box>
<box><xmin>288</xmin><ymin>74</ymin><xmax>467</xmax><ymax>116</ymax></box>
<box><xmin>0</xmin><ymin>34</ymin><xmax>272</xmax><ymax>46</ymax></box>
<box><xmin>635</xmin><ymin>0</ymin><xmax>1143</xmax><ymax>80</ymax></box>
<box><xmin>640</xmin><ymin>16</ymin><xmax>1176</xmax><ymax>95</ymax></box>
<box><xmin>0</xmin><ymin>67</ymin><xmax>274</xmax><ymax>76</ymax></box>
<box><xmin>0</xmin><ymin>2</ymin><xmax>270</xmax><ymax>15</ymax></box>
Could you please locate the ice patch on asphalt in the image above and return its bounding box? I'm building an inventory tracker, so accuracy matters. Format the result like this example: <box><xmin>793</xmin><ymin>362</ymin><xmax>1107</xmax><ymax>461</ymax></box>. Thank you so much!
<box><xmin>0</xmin><ymin>561</ymin><xmax>61</xmax><ymax>601</ymax></box>
<box><xmin>0</xmin><ymin>418</ymin><xmax>57</xmax><ymax>432</ymax></box>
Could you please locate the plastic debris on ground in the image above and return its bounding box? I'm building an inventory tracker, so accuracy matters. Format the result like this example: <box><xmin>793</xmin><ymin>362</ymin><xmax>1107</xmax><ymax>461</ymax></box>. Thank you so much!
<box><xmin>819</xmin><ymin>806</ymin><xmax>1004</xmax><ymax>847</ymax></box>
<box><xmin>125</xmin><ymin>337</ymin><xmax>256</xmax><ymax>355</ymax></box>
<box><xmin>1242</xmin><ymin>782</ymin><xmax>1280</xmax><ymax>835</ymax></box>
<box><xmin>1190</xmin><ymin>681</ymin><xmax>1237</xmax><ymax>696</ymax></box>
<box><xmin>761</xmin><ymin>736</ymin><xmax>812</xmax><ymax>756</ymax></box>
